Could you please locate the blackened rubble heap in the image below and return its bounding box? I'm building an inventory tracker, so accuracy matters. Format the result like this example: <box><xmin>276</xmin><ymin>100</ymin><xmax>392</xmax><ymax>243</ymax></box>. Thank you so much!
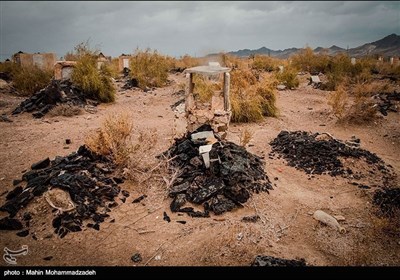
<box><xmin>251</xmin><ymin>255</ymin><xmax>306</xmax><ymax>267</ymax></box>
<box><xmin>0</xmin><ymin>145</ymin><xmax>124</xmax><ymax>238</ymax></box>
<box><xmin>12</xmin><ymin>80</ymin><xmax>98</xmax><ymax>118</ymax></box>
<box><xmin>373</xmin><ymin>187</ymin><xmax>400</xmax><ymax>217</ymax></box>
<box><xmin>270</xmin><ymin>131</ymin><xmax>389</xmax><ymax>177</ymax></box>
<box><xmin>163</xmin><ymin>125</ymin><xmax>272</xmax><ymax>217</ymax></box>
<box><xmin>373</xmin><ymin>91</ymin><xmax>400</xmax><ymax>116</ymax></box>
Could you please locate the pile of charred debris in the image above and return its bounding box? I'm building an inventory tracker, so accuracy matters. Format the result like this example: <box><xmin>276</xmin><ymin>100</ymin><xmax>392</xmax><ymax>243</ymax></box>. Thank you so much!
<box><xmin>12</xmin><ymin>80</ymin><xmax>98</xmax><ymax>118</ymax></box>
<box><xmin>163</xmin><ymin>125</ymin><xmax>273</xmax><ymax>217</ymax></box>
<box><xmin>251</xmin><ymin>255</ymin><xmax>306</xmax><ymax>267</ymax></box>
<box><xmin>269</xmin><ymin>131</ymin><xmax>390</xmax><ymax>177</ymax></box>
<box><xmin>373</xmin><ymin>187</ymin><xmax>400</xmax><ymax>217</ymax></box>
<box><xmin>0</xmin><ymin>145</ymin><xmax>126</xmax><ymax>238</ymax></box>
<box><xmin>373</xmin><ymin>91</ymin><xmax>400</xmax><ymax>116</ymax></box>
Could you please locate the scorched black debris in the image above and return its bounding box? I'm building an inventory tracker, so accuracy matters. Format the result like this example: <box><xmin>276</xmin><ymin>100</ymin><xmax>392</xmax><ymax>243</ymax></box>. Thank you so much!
<box><xmin>0</xmin><ymin>145</ymin><xmax>124</xmax><ymax>238</ymax></box>
<box><xmin>162</xmin><ymin>125</ymin><xmax>272</xmax><ymax>216</ymax></box>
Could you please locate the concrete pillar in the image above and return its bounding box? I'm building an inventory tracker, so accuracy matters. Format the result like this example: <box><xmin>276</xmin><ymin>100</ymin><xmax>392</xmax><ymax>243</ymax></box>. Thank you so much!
<box><xmin>223</xmin><ymin>72</ymin><xmax>230</xmax><ymax>111</ymax></box>
<box><xmin>351</xmin><ymin>58</ymin><xmax>356</xmax><ymax>65</ymax></box>
<box><xmin>185</xmin><ymin>73</ymin><xmax>195</xmax><ymax>114</ymax></box>
<box><xmin>390</xmin><ymin>57</ymin><xmax>394</xmax><ymax>65</ymax></box>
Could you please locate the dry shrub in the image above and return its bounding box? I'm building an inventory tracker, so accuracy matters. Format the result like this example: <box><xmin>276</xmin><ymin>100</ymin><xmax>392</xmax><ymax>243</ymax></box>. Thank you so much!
<box><xmin>239</xmin><ymin>128</ymin><xmax>254</xmax><ymax>147</ymax></box>
<box><xmin>129</xmin><ymin>129</ymin><xmax>158</xmax><ymax>170</ymax></box>
<box><xmin>328</xmin><ymin>84</ymin><xmax>348</xmax><ymax>120</ymax></box>
<box><xmin>230</xmin><ymin>69</ymin><xmax>278</xmax><ymax>122</ymax></box>
<box><xmin>344</xmin><ymin>83</ymin><xmax>379</xmax><ymax>124</ymax></box>
<box><xmin>352</xmin><ymin>81</ymin><xmax>392</xmax><ymax>96</ymax></box>
<box><xmin>231</xmin><ymin>90</ymin><xmax>264</xmax><ymax>123</ymax></box>
<box><xmin>230</xmin><ymin>69</ymin><xmax>262</xmax><ymax>122</ymax></box>
<box><xmin>230</xmin><ymin>69</ymin><xmax>258</xmax><ymax>89</ymax></box>
<box><xmin>275</xmin><ymin>66</ymin><xmax>299</xmax><ymax>89</ymax></box>
<box><xmin>222</xmin><ymin>53</ymin><xmax>249</xmax><ymax>70</ymax></box>
<box><xmin>108</xmin><ymin>57</ymin><xmax>120</xmax><ymax>79</ymax></box>
<box><xmin>374</xmin><ymin>63</ymin><xmax>400</xmax><ymax>80</ymax></box>
<box><xmin>85</xmin><ymin>112</ymin><xmax>161</xmax><ymax>188</ymax></box>
<box><xmin>0</xmin><ymin>62</ymin><xmax>20</xmax><ymax>80</ymax></box>
<box><xmin>85</xmin><ymin>113</ymin><xmax>133</xmax><ymax>167</ymax></box>
<box><xmin>256</xmin><ymin>80</ymin><xmax>279</xmax><ymax>117</ymax></box>
<box><xmin>129</xmin><ymin>48</ymin><xmax>169</xmax><ymax>89</ymax></box>
<box><xmin>71</xmin><ymin>54</ymin><xmax>115</xmax><ymax>103</ymax></box>
<box><xmin>48</xmin><ymin>104</ymin><xmax>83</xmax><ymax>117</ymax></box>
<box><xmin>291</xmin><ymin>47</ymin><xmax>329</xmax><ymax>74</ymax></box>
<box><xmin>172</xmin><ymin>54</ymin><xmax>201</xmax><ymax>70</ymax></box>
<box><xmin>251</xmin><ymin>55</ymin><xmax>280</xmax><ymax>72</ymax></box>
<box><xmin>12</xmin><ymin>65</ymin><xmax>52</xmax><ymax>96</ymax></box>
<box><xmin>192</xmin><ymin>74</ymin><xmax>221</xmax><ymax>102</ymax></box>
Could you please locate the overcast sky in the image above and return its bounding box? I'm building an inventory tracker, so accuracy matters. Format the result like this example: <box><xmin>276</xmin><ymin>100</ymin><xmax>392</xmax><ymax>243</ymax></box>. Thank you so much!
<box><xmin>1</xmin><ymin>1</ymin><xmax>399</xmax><ymax>61</ymax></box>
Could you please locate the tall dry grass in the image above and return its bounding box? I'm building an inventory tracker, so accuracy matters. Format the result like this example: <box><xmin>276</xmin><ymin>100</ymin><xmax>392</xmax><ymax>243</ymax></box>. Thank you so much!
<box><xmin>328</xmin><ymin>84</ymin><xmax>349</xmax><ymax>120</ymax></box>
<box><xmin>230</xmin><ymin>69</ymin><xmax>278</xmax><ymax>122</ymax></box>
<box><xmin>129</xmin><ymin>48</ymin><xmax>169</xmax><ymax>89</ymax></box>
<box><xmin>85</xmin><ymin>113</ymin><xmax>134</xmax><ymax>167</ymax></box>
<box><xmin>10</xmin><ymin>65</ymin><xmax>52</xmax><ymax>96</ymax></box>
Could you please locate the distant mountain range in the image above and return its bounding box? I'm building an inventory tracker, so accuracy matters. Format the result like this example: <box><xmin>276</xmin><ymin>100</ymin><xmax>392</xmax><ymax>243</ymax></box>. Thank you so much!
<box><xmin>211</xmin><ymin>34</ymin><xmax>400</xmax><ymax>59</ymax></box>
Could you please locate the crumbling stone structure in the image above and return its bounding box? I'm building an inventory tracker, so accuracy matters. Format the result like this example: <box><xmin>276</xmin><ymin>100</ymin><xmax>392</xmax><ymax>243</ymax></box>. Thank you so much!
<box><xmin>184</xmin><ymin>63</ymin><xmax>231</xmax><ymax>137</ymax></box>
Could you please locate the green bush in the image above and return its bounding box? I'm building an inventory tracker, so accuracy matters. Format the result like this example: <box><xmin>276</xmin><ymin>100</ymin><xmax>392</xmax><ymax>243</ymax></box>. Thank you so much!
<box><xmin>275</xmin><ymin>67</ymin><xmax>299</xmax><ymax>89</ymax></box>
<box><xmin>12</xmin><ymin>65</ymin><xmax>53</xmax><ymax>96</ymax></box>
<box><xmin>129</xmin><ymin>48</ymin><xmax>169</xmax><ymax>89</ymax></box>
<box><xmin>71</xmin><ymin>54</ymin><xmax>115</xmax><ymax>103</ymax></box>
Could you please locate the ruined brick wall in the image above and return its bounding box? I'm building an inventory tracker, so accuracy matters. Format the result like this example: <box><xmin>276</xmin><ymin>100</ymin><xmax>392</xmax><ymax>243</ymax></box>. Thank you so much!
<box><xmin>118</xmin><ymin>56</ymin><xmax>131</xmax><ymax>72</ymax></box>
<box><xmin>14</xmin><ymin>53</ymin><xmax>56</xmax><ymax>71</ymax></box>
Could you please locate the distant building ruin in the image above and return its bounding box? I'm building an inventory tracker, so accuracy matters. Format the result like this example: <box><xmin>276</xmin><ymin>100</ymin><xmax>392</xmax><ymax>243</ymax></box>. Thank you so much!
<box><xmin>12</xmin><ymin>51</ymin><xmax>56</xmax><ymax>71</ymax></box>
<box><xmin>97</xmin><ymin>52</ymin><xmax>111</xmax><ymax>70</ymax></box>
<box><xmin>118</xmin><ymin>54</ymin><xmax>131</xmax><ymax>72</ymax></box>
<box><xmin>54</xmin><ymin>61</ymin><xmax>77</xmax><ymax>80</ymax></box>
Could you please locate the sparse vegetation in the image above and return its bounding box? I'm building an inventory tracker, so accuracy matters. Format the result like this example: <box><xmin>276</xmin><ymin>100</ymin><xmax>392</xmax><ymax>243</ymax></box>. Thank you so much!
<box><xmin>329</xmin><ymin>82</ymin><xmax>382</xmax><ymax>124</ymax></box>
<box><xmin>256</xmin><ymin>80</ymin><xmax>279</xmax><ymax>117</ymax></box>
<box><xmin>221</xmin><ymin>53</ymin><xmax>249</xmax><ymax>70</ymax></box>
<box><xmin>239</xmin><ymin>128</ymin><xmax>254</xmax><ymax>147</ymax></box>
<box><xmin>328</xmin><ymin>84</ymin><xmax>348</xmax><ymax>120</ymax></box>
<box><xmin>251</xmin><ymin>55</ymin><xmax>279</xmax><ymax>72</ymax></box>
<box><xmin>0</xmin><ymin>61</ymin><xmax>20</xmax><ymax>79</ymax></box>
<box><xmin>85</xmin><ymin>113</ymin><xmax>134</xmax><ymax>167</ymax></box>
<box><xmin>230</xmin><ymin>69</ymin><xmax>278</xmax><ymax>122</ymax></box>
<box><xmin>71</xmin><ymin>52</ymin><xmax>115</xmax><ymax>103</ymax></box>
<box><xmin>8</xmin><ymin>65</ymin><xmax>52</xmax><ymax>96</ymax></box>
<box><xmin>129</xmin><ymin>48</ymin><xmax>170</xmax><ymax>89</ymax></box>
<box><xmin>344</xmin><ymin>86</ymin><xmax>379</xmax><ymax>124</ymax></box>
<box><xmin>275</xmin><ymin>66</ymin><xmax>300</xmax><ymax>89</ymax></box>
<box><xmin>171</xmin><ymin>54</ymin><xmax>201</xmax><ymax>70</ymax></box>
<box><xmin>108</xmin><ymin>57</ymin><xmax>120</xmax><ymax>79</ymax></box>
<box><xmin>85</xmin><ymin>112</ymin><xmax>159</xmax><ymax>175</ymax></box>
<box><xmin>291</xmin><ymin>47</ymin><xmax>329</xmax><ymax>74</ymax></box>
<box><xmin>192</xmin><ymin>74</ymin><xmax>221</xmax><ymax>103</ymax></box>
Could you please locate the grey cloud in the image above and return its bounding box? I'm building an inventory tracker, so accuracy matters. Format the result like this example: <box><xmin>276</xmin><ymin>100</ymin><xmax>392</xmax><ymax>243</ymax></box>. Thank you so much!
<box><xmin>1</xmin><ymin>1</ymin><xmax>399</xmax><ymax>61</ymax></box>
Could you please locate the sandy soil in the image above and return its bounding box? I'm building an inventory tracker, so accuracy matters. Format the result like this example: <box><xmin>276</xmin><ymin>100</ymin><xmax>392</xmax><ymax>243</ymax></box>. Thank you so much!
<box><xmin>0</xmin><ymin>73</ymin><xmax>399</xmax><ymax>266</ymax></box>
